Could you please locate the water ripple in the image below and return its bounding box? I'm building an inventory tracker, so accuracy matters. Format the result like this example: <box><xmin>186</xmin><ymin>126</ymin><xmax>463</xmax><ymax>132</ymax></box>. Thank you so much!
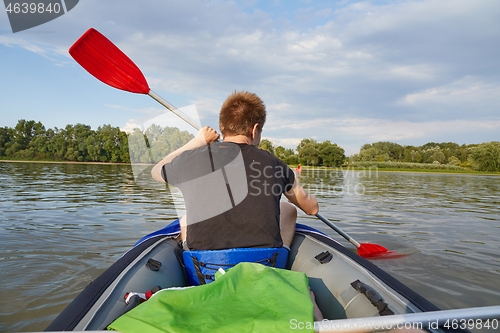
<box><xmin>1</xmin><ymin>163</ymin><xmax>499</xmax><ymax>332</ymax></box>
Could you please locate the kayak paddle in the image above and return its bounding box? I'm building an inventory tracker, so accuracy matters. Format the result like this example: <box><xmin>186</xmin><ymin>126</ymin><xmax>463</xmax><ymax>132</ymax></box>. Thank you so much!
<box><xmin>69</xmin><ymin>28</ymin><xmax>201</xmax><ymax>131</ymax></box>
<box><xmin>70</xmin><ymin>28</ymin><xmax>401</xmax><ymax>260</ymax></box>
<box><xmin>316</xmin><ymin>213</ymin><xmax>401</xmax><ymax>259</ymax></box>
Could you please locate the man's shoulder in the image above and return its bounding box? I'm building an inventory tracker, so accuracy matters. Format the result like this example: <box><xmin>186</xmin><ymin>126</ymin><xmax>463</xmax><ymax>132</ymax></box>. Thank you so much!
<box><xmin>173</xmin><ymin>144</ymin><xmax>212</xmax><ymax>160</ymax></box>
<box><xmin>243</xmin><ymin>146</ymin><xmax>292</xmax><ymax>169</ymax></box>
<box><xmin>242</xmin><ymin>144</ymin><xmax>275</xmax><ymax>158</ymax></box>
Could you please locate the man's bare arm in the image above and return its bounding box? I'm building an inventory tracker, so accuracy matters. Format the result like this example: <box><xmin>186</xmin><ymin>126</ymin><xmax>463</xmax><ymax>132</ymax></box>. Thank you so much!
<box><xmin>284</xmin><ymin>179</ymin><xmax>319</xmax><ymax>215</ymax></box>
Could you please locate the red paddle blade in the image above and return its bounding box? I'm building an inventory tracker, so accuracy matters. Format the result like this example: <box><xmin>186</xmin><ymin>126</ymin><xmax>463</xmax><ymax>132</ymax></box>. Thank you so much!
<box><xmin>357</xmin><ymin>243</ymin><xmax>405</xmax><ymax>259</ymax></box>
<box><xmin>69</xmin><ymin>28</ymin><xmax>150</xmax><ymax>94</ymax></box>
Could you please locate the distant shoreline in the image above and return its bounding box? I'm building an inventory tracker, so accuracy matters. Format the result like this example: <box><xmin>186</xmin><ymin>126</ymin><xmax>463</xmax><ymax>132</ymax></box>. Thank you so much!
<box><xmin>293</xmin><ymin>165</ymin><xmax>500</xmax><ymax>176</ymax></box>
<box><xmin>2</xmin><ymin>159</ymin><xmax>499</xmax><ymax>176</ymax></box>
<box><xmin>0</xmin><ymin>159</ymin><xmax>133</xmax><ymax>166</ymax></box>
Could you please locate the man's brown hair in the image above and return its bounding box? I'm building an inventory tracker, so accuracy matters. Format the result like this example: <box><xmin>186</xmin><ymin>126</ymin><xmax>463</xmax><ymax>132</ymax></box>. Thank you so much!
<box><xmin>219</xmin><ymin>91</ymin><xmax>266</xmax><ymax>137</ymax></box>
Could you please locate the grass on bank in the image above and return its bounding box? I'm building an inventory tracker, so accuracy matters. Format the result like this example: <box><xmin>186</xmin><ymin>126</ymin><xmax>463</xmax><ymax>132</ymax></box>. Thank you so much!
<box><xmin>294</xmin><ymin>161</ymin><xmax>500</xmax><ymax>175</ymax></box>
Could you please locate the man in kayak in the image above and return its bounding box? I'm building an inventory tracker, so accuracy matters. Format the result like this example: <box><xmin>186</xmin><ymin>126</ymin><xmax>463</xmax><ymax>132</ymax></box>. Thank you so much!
<box><xmin>152</xmin><ymin>91</ymin><xmax>323</xmax><ymax>321</ymax></box>
<box><xmin>151</xmin><ymin>91</ymin><xmax>319</xmax><ymax>251</ymax></box>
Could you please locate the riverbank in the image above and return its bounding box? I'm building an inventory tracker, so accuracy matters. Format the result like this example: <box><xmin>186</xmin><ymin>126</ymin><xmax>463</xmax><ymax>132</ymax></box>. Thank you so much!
<box><xmin>3</xmin><ymin>159</ymin><xmax>499</xmax><ymax>175</ymax></box>
<box><xmin>294</xmin><ymin>165</ymin><xmax>500</xmax><ymax>176</ymax></box>
<box><xmin>354</xmin><ymin>167</ymin><xmax>500</xmax><ymax>175</ymax></box>
<box><xmin>0</xmin><ymin>159</ymin><xmax>131</xmax><ymax>166</ymax></box>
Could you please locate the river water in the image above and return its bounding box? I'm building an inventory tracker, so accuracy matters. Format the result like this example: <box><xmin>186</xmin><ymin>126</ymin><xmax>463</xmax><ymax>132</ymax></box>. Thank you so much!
<box><xmin>0</xmin><ymin>162</ymin><xmax>499</xmax><ymax>332</ymax></box>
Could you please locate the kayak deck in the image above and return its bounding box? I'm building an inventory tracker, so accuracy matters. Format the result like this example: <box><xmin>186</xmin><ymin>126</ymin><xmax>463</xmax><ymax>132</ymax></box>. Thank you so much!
<box><xmin>45</xmin><ymin>224</ymin><xmax>462</xmax><ymax>332</ymax></box>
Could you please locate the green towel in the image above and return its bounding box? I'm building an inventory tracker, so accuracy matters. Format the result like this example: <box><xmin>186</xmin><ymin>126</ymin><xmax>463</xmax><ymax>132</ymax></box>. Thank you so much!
<box><xmin>108</xmin><ymin>262</ymin><xmax>314</xmax><ymax>333</ymax></box>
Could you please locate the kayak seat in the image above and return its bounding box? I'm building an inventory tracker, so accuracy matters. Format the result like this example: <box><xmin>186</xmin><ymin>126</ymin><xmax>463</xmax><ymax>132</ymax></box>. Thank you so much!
<box><xmin>182</xmin><ymin>247</ymin><xmax>289</xmax><ymax>286</ymax></box>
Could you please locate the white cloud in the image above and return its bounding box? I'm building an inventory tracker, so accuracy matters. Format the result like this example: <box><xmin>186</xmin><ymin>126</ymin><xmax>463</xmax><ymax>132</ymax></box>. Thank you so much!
<box><xmin>397</xmin><ymin>77</ymin><xmax>500</xmax><ymax>119</ymax></box>
<box><xmin>120</xmin><ymin>120</ymin><xmax>141</xmax><ymax>134</ymax></box>
<box><xmin>389</xmin><ymin>64</ymin><xmax>437</xmax><ymax>81</ymax></box>
<box><xmin>0</xmin><ymin>35</ymin><xmax>49</xmax><ymax>56</ymax></box>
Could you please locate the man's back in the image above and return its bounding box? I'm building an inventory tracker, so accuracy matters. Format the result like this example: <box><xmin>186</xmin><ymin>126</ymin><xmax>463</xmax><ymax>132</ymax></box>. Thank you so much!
<box><xmin>163</xmin><ymin>142</ymin><xmax>295</xmax><ymax>250</ymax></box>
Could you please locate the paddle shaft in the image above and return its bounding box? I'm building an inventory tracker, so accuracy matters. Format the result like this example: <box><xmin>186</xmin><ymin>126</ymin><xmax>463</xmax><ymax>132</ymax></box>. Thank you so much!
<box><xmin>314</xmin><ymin>305</ymin><xmax>500</xmax><ymax>333</ymax></box>
<box><xmin>316</xmin><ymin>213</ymin><xmax>361</xmax><ymax>248</ymax></box>
<box><xmin>148</xmin><ymin>90</ymin><xmax>201</xmax><ymax>131</ymax></box>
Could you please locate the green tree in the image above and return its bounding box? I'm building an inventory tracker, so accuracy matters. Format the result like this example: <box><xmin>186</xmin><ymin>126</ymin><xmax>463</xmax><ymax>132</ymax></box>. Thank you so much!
<box><xmin>422</xmin><ymin>146</ymin><xmax>445</xmax><ymax>164</ymax></box>
<box><xmin>358</xmin><ymin>145</ymin><xmax>388</xmax><ymax>162</ymax></box>
<box><xmin>357</xmin><ymin>142</ymin><xmax>404</xmax><ymax>162</ymax></box>
<box><xmin>318</xmin><ymin>141</ymin><xmax>345</xmax><ymax>167</ymax></box>
<box><xmin>456</xmin><ymin>144</ymin><xmax>470</xmax><ymax>163</ymax></box>
<box><xmin>402</xmin><ymin>145</ymin><xmax>416</xmax><ymax>162</ymax></box>
<box><xmin>148</xmin><ymin>126</ymin><xmax>193</xmax><ymax>162</ymax></box>
<box><xmin>97</xmin><ymin>125</ymin><xmax>128</xmax><ymax>163</ymax></box>
<box><xmin>469</xmin><ymin>142</ymin><xmax>500</xmax><ymax>172</ymax></box>
<box><xmin>49</xmin><ymin>127</ymin><xmax>69</xmax><ymax>160</ymax></box>
<box><xmin>438</xmin><ymin>142</ymin><xmax>460</xmax><ymax>163</ymax></box>
<box><xmin>128</xmin><ymin>128</ymin><xmax>152</xmax><ymax>163</ymax></box>
<box><xmin>62</xmin><ymin>124</ymin><xmax>95</xmax><ymax>162</ymax></box>
<box><xmin>447</xmin><ymin>156</ymin><xmax>461</xmax><ymax>166</ymax></box>
<box><xmin>259</xmin><ymin>139</ymin><xmax>275</xmax><ymax>155</ymax></box>
<box><xmin>27</xmin><ymin>132</ymin><xmax>49</xmax><ymax>160</ymax></box>
<box><xmin>85</xmin><ymin>134</ymin><xmax>102</xmax><ymax>162</ymax></box>
<box><xmin>129</xmin><ymin>125</ymin><xmax>193</xmax><ymax>164</ymax></box>
<box><xmin>275</xmin><ymin>146</ymin><xmax>298</xmax><ymax>165</ymax></box>
<box><xmin>297</xmin><ymin>139</ymin><xmax>319</xmax><ymax>166</ymax></box>
<box><xmin>0</xmin><ymin>127</ymin><xmax>12</xmax><ymax>157</ymax></box>
<box><xmin>6</xmin><ymin>119</ymin><xmax>46</xmax><ymax>157</ymax></box>
<box><xmin>118</xmin><ymin>130</ymin><xmax>130</xmax><ymax>163</ymax></box>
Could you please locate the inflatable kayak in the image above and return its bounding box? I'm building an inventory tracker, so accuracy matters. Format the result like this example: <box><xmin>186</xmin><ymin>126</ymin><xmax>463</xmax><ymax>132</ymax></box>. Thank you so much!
<box><xmin>45</xmin><ymin>221</ymin><xmax>472</xmax><ymax>333</ymax></box>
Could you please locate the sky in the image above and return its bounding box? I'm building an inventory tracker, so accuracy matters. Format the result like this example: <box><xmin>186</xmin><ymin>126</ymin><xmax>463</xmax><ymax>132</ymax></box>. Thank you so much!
<box><xmin>1</xmin><ymin>0</ymin><xmax>499</xmax><ymax>156</ymax></box>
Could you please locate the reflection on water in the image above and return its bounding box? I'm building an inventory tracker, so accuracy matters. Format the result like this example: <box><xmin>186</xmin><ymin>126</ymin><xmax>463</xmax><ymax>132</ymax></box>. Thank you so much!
<box><xmin>1</xmin><ymin>162</ymin><xmax>499</xmax><ymax>332</ymax></box>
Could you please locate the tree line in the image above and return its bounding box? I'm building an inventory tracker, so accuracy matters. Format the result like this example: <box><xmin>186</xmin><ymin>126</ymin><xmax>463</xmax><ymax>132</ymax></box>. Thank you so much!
<box><xmin>259</xmin><ymin>138</ymin><xmax>346</xmax><ymax>167</ymax></box>
<box><xmin>0</xmin><ymin>120</ymin><xmax>129</xmax><ymax>162</ymax></box>
<box><xmin>349</xmin><ymin>141</ymin><xmax>500</xmax><ymax>172</ymax></box>
<box><xmin>1</xmin><ymin>119</ymin><xmax>498</xmax><ymax>172</ymax></box>
<box><xmin>0</xmin><ymin>119</ymin><xmax>348</xmax><ymax>167</ymax></box>
<box><xmin>253</xmin><ymin>138</ymin><xmax>500</xmax><ymax>172</ymax></box>
<box><xmin>0</xmin><ymin>120</ymin><xmax>196</xmax><ymax>164</ymax></box>
<box><xmin>128</xmin><ymin>124</ymin><xmax>194</xmax><ymax>164</ymax></box>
